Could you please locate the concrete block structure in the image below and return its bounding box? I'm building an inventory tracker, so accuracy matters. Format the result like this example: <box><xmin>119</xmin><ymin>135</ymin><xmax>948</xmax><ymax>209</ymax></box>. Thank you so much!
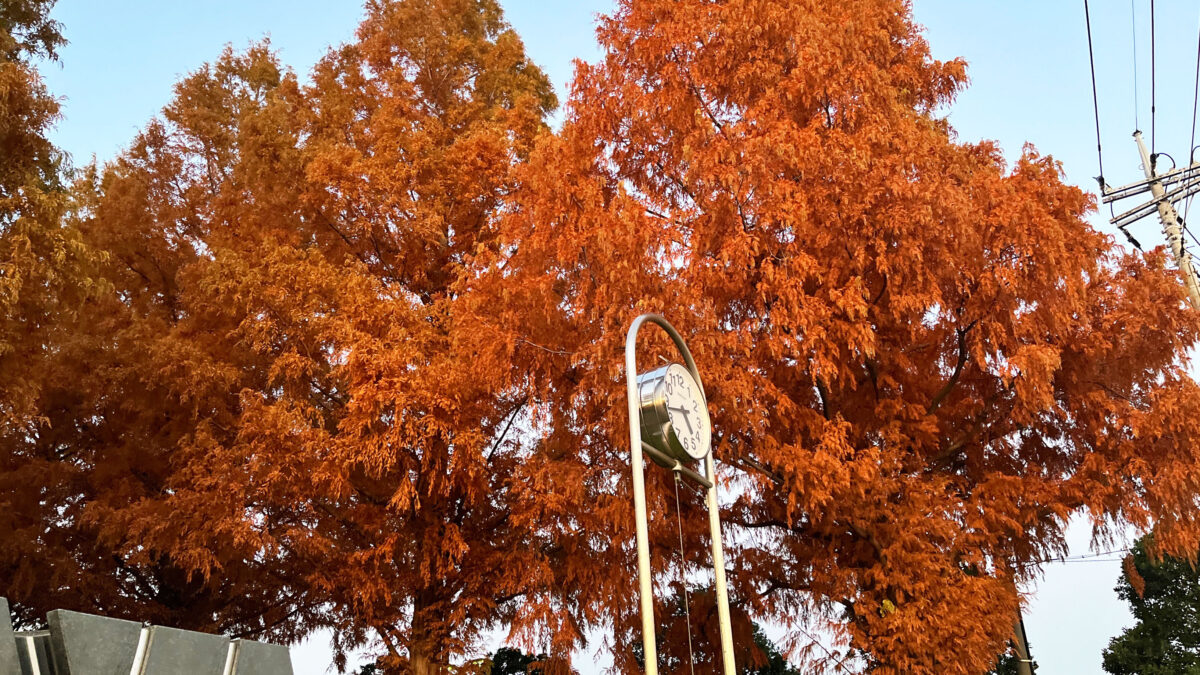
<box><xmin>45</xmin><ymin>609</ymin><xmax>141</xmax><ymax>674</ymax></box>
<box><xmin>227</xmin><ymin>639</ymin><xmax>294</xmax><ymax>675</ymax></box>
<box><xmin>2</xmin><ymin>599</ymin><xmax>294</xmax><ymax>675</ymax></box>
<box><xmin>0</xmin><ymin>598</ymin><xmax>20</xmax><ymax>675</ymax></box>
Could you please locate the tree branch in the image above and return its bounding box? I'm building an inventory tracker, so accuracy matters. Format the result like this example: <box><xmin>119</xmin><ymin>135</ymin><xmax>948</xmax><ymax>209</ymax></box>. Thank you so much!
<box><xmin>486</xmin><ymin>396</ymin><xmax>529</xmax><ymax>463</ymax></box>
<box><xmin>816</xmin><ymin>378</ymin><xmax>832</xmax><ymax>420</ymax></box>
<box><xmin>929</xmin><ymin>319</ymin><xmax>977</xmax><ymax>413</ymax></box>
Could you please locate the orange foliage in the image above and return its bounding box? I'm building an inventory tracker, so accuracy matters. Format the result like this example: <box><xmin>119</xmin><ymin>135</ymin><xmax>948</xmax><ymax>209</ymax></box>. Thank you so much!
<box><xmin>0</xmin><ymin>0</ymin><xmax>101</xmax><ymax>629</ymax></box>
<box><xmin>7</xmin><ymin>1</ymin><xmax>559</xmax><ymax>671</ymax></box>
<box><xmin>4</xmin><ymin>1</ymin><xmax>1200</xmax><ymax>675</ymax></box>
<box><xmin>466</xmin><ymin>0</ymin><xmax>1200</xmax><ymax>672</ymax></box>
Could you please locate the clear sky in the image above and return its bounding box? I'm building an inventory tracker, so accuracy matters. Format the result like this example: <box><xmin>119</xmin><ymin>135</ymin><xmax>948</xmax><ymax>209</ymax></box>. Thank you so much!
<box><xmin>36</xmin><ymin>0</ymin><xmax>1200</xmax><ymax>673</ymax></box>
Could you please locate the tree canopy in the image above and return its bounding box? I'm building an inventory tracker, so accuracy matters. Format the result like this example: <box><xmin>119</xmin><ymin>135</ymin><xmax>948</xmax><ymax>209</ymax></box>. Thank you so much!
<box><xmin>467</xmin><ymin>0</ymin><xmax>1200</xmax><ymax>670</ymax></box>
<box><xmin>0</xmin><ymin>0</ymin><xmax>63</xmax><ymax>61</ymax></box>
<box><xmin>0</xmin><ymin>0</ymin><xmax>100</xmax><ymax>630</ymax></box>
<box><xmin>3</xmin><ymin>1</ymin><xmax>1200</xmax><ymax>674</ymax></box>
<box><xmin>1102</xmin><ymin>537</ymin><xmax>1200</xmax><ymax>675</ymax></box>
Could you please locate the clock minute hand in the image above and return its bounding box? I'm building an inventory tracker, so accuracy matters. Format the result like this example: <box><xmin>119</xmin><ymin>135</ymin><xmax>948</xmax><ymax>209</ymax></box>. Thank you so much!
<box><xmin>667</xmin><ymin>405</ymin><xmax>694</xmax><ymax>434</ymax></box>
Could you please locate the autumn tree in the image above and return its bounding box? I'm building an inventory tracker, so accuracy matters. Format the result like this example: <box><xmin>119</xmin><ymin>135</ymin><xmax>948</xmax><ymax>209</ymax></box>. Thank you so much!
<box><xmin>12</xmin><ymin>1</ymin><xmax>1200</xmax><ymax>674</ymax></box>
<box><xmin>24</xmin><ymin>0</ymin><xmax>561</xmax><ymax>671</ymax></box>
<box><xmin>640</xmin><ymin>586</ymin><xmax>802</xmax><ymax>675</ymax></box>
<box><xmin>0</xmin><ymin>0</ymin><xmax>104</xmax><ymax>628</ymax></box>
<box><xmin>464</xmin><ymin>0</ymin><xmax>1200</xmax><ymax>672</ymax></box>
<box><xmin>0</xmin><ymin>0</ymin><xmax>70</xmax><ymax>432</ymax></box>
<box><xmin>0</xmin><ymin>38</ymin><xmax>336</xmax><ymax>635</ymax></box>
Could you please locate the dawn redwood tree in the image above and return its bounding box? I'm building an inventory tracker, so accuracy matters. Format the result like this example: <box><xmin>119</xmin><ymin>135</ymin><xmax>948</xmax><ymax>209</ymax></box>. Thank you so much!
<box><xmin>464</xmin><ymin>0</ymin><xmax>1200</xmax><ymax>672</ymax></box>
<box><xmin>46</xmin><ymin>0</ymin><xmax>559</xmax><ymax>670</ymax></box>
<box><xmin>0</xmin><ymin>0</ymin><xmax>69</xmax><ymax>437</ymax></box>
<box><xmin>233</xmin><ymin>1</ymin><xmax>560</xmax><ymax>667</ymax></box>
<box><xmin>12</xmin><ymin>1</ymin><xmax>1200</xmax><ymax>674</ymax></box>
<box><xmin>0</xmin><ymin>1</ymin><xmax>62</xmax><ymax>60</ymax></box>
<box><xmin>0</xmin><ymin>42</ymin><xmax>332</xmax><ymax>635</ymax></box>
<box><xmin>0</xmin><ymin>0</ymin><xmax>102</xmax><ymax>627</ymax></box>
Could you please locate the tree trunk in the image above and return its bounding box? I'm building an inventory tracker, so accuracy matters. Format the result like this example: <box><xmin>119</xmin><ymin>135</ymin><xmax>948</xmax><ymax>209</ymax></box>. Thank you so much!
<box><xmin>409</xmin><ymin>591</ymin><xmax>445</xmax><ymax>675</ymax></box>
<box><xmin>410</xmin><ymin>649</ymin><xmax>435</xmax><ymax>675</ymax></box>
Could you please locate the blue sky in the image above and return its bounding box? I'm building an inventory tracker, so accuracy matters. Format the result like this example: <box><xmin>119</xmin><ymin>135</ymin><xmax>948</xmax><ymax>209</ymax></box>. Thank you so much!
<box><xmin>37</xmin><ymin>0</ymin><xmax>1200</xmax><ymax>673</ymax></box>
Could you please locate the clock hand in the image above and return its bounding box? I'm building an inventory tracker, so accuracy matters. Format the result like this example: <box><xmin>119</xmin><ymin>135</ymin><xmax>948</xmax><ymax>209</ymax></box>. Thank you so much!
<box><xmin>667</xmin><ymin>406</ymin><xmax>694</xmax><ymax>434</ymax></box>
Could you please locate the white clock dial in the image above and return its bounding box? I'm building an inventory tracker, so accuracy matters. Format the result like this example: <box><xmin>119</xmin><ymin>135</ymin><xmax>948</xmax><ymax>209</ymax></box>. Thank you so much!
<box><xmin>662</xmin><ymin>363</ymin><xmax>711</xmax><ymax>461</ymax></box>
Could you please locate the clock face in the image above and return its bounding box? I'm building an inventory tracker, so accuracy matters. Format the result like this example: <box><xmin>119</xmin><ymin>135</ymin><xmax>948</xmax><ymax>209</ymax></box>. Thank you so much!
<box><xmin>662</xmin><ymin>363</ymin><xmax>711</xmax><ymax>461</ymax></box>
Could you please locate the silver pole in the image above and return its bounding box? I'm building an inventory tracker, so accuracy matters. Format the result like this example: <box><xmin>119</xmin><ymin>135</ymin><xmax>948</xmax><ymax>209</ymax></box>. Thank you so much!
<box><xmin>705</xmin><ymin>453</ymin><xmax>736</xmax><ymax>675</ymax></box>
<box><xmin>625</xmin><ymin>314</ymin><xmax>736</xmax><ymax>675</ymax></box>
<box><xmin>625</xmin><ymin>316</ymin><xmax>659</xmax><ymax>675</ymax></box>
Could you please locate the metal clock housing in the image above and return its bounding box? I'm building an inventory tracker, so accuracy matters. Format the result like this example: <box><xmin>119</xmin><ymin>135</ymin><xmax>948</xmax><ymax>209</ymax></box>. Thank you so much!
<box><xmin>636</xmin><ymin>362</ymin><xmax>712</xmax><ymax>465</ymax></box>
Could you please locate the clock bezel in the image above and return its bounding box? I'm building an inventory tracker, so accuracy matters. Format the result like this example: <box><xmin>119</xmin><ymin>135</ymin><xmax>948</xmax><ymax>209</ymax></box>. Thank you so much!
<box><xmin>636</xmin><ymin>362</ymin><xmax>712</xmax><ymax>464</ymax></box>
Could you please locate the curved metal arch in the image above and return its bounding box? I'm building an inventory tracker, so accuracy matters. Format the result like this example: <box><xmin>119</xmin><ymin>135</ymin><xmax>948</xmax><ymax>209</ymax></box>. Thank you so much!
<box><xmin>624</xmin><ymin>314</ymin><xmax>735</xmax><ymax>675</ymax></box>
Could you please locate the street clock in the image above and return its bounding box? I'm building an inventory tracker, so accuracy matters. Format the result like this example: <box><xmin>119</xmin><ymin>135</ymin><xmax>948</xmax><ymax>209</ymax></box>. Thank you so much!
<box><xmin>624</xmin><ymin>314</ymin><xmax>736</xmax><ymax>675</ymax></box>
<box><xmin>636</xmin><ymin>362</ymin><xmax>712</xmax><ymax>465</ymax></box>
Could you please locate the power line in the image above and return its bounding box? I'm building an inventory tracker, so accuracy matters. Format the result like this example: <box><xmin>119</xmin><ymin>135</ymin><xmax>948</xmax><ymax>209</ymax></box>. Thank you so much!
<box><xmin>1190</xmin><ymin>10</ymin><xmax>1200</xmax><ymax>162</ymax></box>
<box><xmin>1088</xmin><ymin>1</ymin><xmax>1142</xmax><ymax>250</ymax></box>
<box><xmin>1085</xmin><ymin>0</ymin><xmax>1105</xmax><ymax>184</ymax></box>
<box><xmin>1151</xmin><ymin>0</ymin><xmax>1158</xmax><ymax>156</ymax></box>
<box><xmin>1184</xmin><ymin>223</ymin><xmax>1200</xmax><ymax>251</ymax></box>
<box><xmin>1018</xmin><ymin>548</ymin><xmax>1131</xmax><ymax>567</ymax></box>
<box><xmin>1132</xmin><ymin>0</ymin><xmax>1140</xmax><ymax>130</ymax></box>
<box><xmin>1183</xmin><ymin>8</ymin><xmax>1200</xmax><ymax>224</ymax></box>
<box><xmin>1100</xmin><ymin>0</ymin><xmax>1200</xmax><ymax>308</ymax></box>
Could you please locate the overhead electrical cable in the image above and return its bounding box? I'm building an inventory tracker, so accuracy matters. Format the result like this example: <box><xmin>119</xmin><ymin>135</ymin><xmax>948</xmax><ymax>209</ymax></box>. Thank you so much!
<box><xmin>1152</xmin><ymin>0</ymin><xmax>1157</xmax><ymax>156</ymax></box>
<box><xmin>1184</xmin><ymin>9</ymin><xmax>1200</xmax><ymax>224</ymax></box>
<box><xmin>1132</xmin><ymin>0</ymin><xmax>1140</xmax><ymax>130</ymax></box>
<box><xmin>1018</xmin><ymin>548</ymin><xmax>1132</xmax><ymax>567</ymax></box>
<box><xmin>1085</xmin><ymin>0</ymin><xmax>1105</xmax><ymax>185</ymax></box>
<box><xmin>1190</xmin><ymin>11</ymin><xmax>1200</xmax><ymax>162</ymax></box>
<box><xmin>1185</xmin><ymin>225</ymin><xmax>1200</xmax><ymax>251</ymax></box>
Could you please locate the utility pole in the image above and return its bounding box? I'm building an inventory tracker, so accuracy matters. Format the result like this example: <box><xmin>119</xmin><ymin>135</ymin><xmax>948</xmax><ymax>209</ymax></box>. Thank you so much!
<box><xmin>1004</xmin><ymin>575</ymin><xmax>1035</xmax><ymax>675</ymax></box>
<box><xmin>1102</xmin><ymin>131</ymin><xmax>1200</xmax><ymax>310</ymax></box>
<box><xmin>1013</xmin><ymin>614</ymin><xmax>1034</xmax><ymax>675</ymax></box>
<box><xmin>1132</xmin><ymin>131</ymin><xmax>1200</xmax><ymax>310</ymax></box>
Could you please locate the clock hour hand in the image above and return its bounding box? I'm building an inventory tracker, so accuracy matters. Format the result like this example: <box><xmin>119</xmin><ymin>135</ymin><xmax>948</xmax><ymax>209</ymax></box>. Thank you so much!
<box><xmin>667</xmin><ymin>405</ymin><xmax>694</xmax><ymax>434</ymax></box>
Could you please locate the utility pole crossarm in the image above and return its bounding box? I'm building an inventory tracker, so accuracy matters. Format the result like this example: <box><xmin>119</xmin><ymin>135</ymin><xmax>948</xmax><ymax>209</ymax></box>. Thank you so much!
<box><xmin>1109</xmin><ymin>177</ymin><xmax>1200</xmax><ymax>230</ymax></box>
<box><xmin>1121</xmin><ymin>130</ymin><xmax>1200</xmax><ymax>310</ymax></box>
<box><xmin>1101</xmin><ymin>161</ymin><xmax>1200</xmax><ymax>203</ymax></box>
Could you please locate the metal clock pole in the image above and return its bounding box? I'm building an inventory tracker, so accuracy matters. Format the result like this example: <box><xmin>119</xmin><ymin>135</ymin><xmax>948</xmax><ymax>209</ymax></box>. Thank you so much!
<box><xmin>624</xmin><ymin>313</ymin><xmax>735</xmax><ymax>675</ymax></box>
<box><xmin>704</xmin><ymin>449</ymin><xmax>735</xmax><ymax>674</ymax></box>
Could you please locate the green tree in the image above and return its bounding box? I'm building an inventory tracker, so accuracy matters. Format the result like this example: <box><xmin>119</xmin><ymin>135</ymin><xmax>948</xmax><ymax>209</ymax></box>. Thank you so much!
<box><xmin>988</xmin><ymin>643</ymin><xmax>1037</xmax><ymax>675</ymax></box>
<box><xmin>748</xmin><ymin>624</ymin><xmax>799</xmax><ymax>675</ymax></box>
<box><xmin>489</xmin><ymin>647</ymin><xmax>546</xmax><ymax>675</ymax></box>
<box><xmin>1102</xmin><ymin>537</ymin><xmax>1200</xmax><ymax>675</ymax></box>
<box><xmin>632</xmin><ymin>585</ymin><xmax>799</xmax><ymax>675</ymax></box>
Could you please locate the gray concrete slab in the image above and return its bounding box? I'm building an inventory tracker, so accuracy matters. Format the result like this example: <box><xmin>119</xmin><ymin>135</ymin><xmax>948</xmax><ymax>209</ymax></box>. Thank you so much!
<box><xmin>230</xmin><ymin>639</ymin><xmax>294</xmax><ymax>675</ymax></box>
<box><xmin>140</xmin><ymin>625</ymin><xmax>229</xmax><ymax>675</ymax></box>
<box><xmin>15</xmin><ymin>630</ymin><xmax>67</xmax><ymax>675</ymax></box>
<box><xmin>46</xmin><ymin>608</ymin><xmax>143</xmax><ymax>675</ymax></box>
<box><xmin>13</xmin><ymin>634</ymin><xmax>35</xmax><ymax>675</ymax></box>
<box><xmin>0</xmin><ymin>598</ymin><xmax>20</xmax><ymax>675</ymax></box>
